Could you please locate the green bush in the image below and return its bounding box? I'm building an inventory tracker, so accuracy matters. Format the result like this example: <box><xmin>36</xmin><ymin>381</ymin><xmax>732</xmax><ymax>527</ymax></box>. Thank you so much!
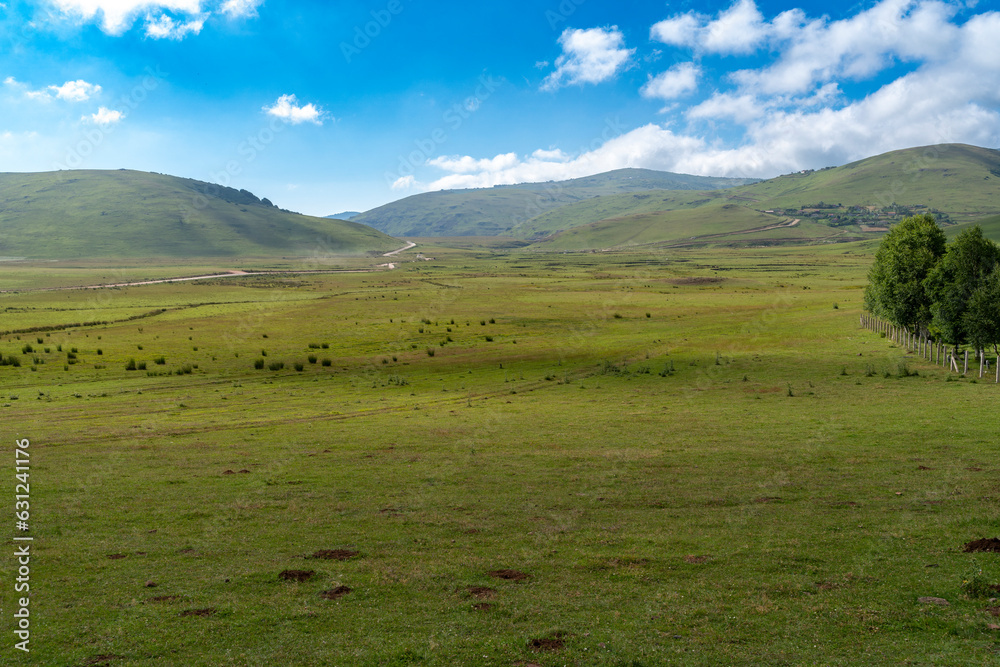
<box><xmin>294</xmin><ymin>362</ymin><xmax>305</xmax><ymax>372</ymax></box>
<box><xmin>125</xmin><ymin>359</ymin><xmax>137</xmax><ymax>371</ymax></box>
<box><xmin>321</xmin><ymin>359</ymin><xmax>332</xmax><ymax>367</ymax></box>
<box><xmin>268</xmin><ymin>361</ymin><xmax>284</xmax><ymax>371</ymax></box>
<box><xmin>308</xmin><ymin>355</ymin><xmax>318</xmax><ymax>364</ymax></box>
<box><xmin>254</xmin><ymin>359</ymin><xmax>265</xmax><ymax>369</ymax></box>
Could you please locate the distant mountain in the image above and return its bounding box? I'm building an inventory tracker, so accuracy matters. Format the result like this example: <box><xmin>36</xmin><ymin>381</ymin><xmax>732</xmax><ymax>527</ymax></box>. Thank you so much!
<box><xmin>327</xmin><ymin>211</ymin><xmax>360</xmax><ymax>220</ymax></box>
<box><xmin>0</xmin><ymin>170</ymin><xmax>399</xmax><ymax>259</ymax></box>
<box><xmin>350</xmin><ymin>168</ymin><xmax>759</xmax><ymax>237</ymax></box>
<box><xmin>529</xmin><ymin>144</ymin><xmax>1000</xmax><ymax>250</ymax></box>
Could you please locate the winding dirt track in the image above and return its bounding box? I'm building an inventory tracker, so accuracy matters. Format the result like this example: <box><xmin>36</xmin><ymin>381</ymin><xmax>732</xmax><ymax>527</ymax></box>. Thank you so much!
<box><xmin>1</xmin><ymin>242</ymin><xmax>418</xmax><ymax>294</ymax></box>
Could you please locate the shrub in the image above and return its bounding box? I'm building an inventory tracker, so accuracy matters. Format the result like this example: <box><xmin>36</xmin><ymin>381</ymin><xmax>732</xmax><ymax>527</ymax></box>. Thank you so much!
<box><xmin>261</xmin><ymin>350</ymin><xmax>267</xmax><ymax>356</ymax></box>
<box><xmin>294</xmin><ymin>363</ymin><xmax>304</xmax><ymax>372</ymax></box>
<box><xmin>308</xmin><ymin>355</ymin><xmax>318</xmax><ymax>364</ymax></box>
<box><xmin>97</xmin><ymin>349</ymin><xmax>103</xmax><ymax>355</ymax></box>
<box><xmin>137</xmin><ymin>345</ymin><xmax>143</xmax><ymax>350</ymax></box>
<box><xmin>321</xmin><ymin>359</ymin><xmax>332</xmax><ymax>367</ymax></box>
<box><xmin>125</xmin><ymin>359</ymin><xmax>137</xmax><ymax>371</ymax></box>
<box><xmin>480</xmin><ymin>320</ymin><xmax>486</xmax><ymax>326</ymax></box>
<box><xmin>66</xmin><ymin>351</ymin><xmax>77</xmax><ymax>360</ymax></box>
<box><xmin>308</xmin><ymin>343</ymin><xmax>321</xmax><ymax>349</ymax></box>
<box><xmin>154</xmin><ymin>356</ymin><xmax>166</xmax><ymax>365</ymax></box>
<box><xmin>426</xmin><ymin>347</ymin><xmax>435</xmax><ymax>357</ymax></box>
<box><xmin>484</xmin><ymin>336</ymin><xmax>494</xmax><ymax>342</ymax></box>
<box><xmin>254</xmin><ymin>358</ymin><xmax>265</xmax><ymax>369</ymax></box>
<box><xmin>961</xmin><ymin>560</ymin><xmax>993</xmax><ymax>598</ymax></box>
<box><xmin>613</xmin><ymin>313</ymin><xmax>623</xmax><ymax>319</ymax></box>
<box><xmin>489</xmin><ymin>318</ymin><xmax>496</xmax><ymax>324</ymax></box>
<box><xmin>321</xmin><ymin>343</ymin><xmax>329</xmax><ymax>349</ymax></box>
<box><xmin>137</xmin><ymin>362</ymin><xmax>147</xmax><ymax>371</ymax></box>
<box><xmin>21</xmin><ymin>344</ymin><xmax>33</xmax><ymax>354</ymax></box>
<box><xmin>268</xmin><ymin>361</ymin><xmax>284</xmax><ymax>371</ymax></box>
<box><xmin>36</xmin><ymin>337</ymin><xmax>43</xmax><ymax>344</ymax></box>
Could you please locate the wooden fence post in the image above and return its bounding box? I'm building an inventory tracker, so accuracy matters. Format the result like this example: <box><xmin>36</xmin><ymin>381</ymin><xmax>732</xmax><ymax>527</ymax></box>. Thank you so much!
<box><xmin>964</xmin><ymin>350</ymin><xmax>969</xmax><ymax>376</ymax></box>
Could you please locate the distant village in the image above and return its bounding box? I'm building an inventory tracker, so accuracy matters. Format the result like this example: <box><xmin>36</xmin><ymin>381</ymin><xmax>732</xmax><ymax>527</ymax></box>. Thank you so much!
<box><xmin>762</xmin><ymin>202</ymin><xmax>950</xmax><ymax>232</ymax></box>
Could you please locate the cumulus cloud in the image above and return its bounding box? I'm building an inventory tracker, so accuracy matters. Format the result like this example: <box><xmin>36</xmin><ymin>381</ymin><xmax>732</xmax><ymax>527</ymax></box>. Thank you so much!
<box><xmin>49</xmin><ymin>0</ymin><xmax>259</xmax><ymax>37</ymax></box>
<box><xmin>263</xmin><ymin>94</ymin><xmax>324</xmax><ymax>125</ymax></box>
<box><xmin>84</xmin><ymin>106</ymin><xmax>124</xmax><ymax>125</ymax></box>
<box><xmin>541</xmin><ymin>26</ymin><xmax>635</xmax><ymax>91</ymax></box>
<box><xmin>144</xmin><ymin>12</ymin><xmax>204</xmax><ymax>38</ymax></box>
<box><xmin>409</xmin><ymin>2</ymin><xmax>1000</xmax><ymax>194</ymax></box>
<box><xmin>641</xmin><ymin>62</ymin><xmax>700</xmax><ymax>103</ymax></box>
<box><xmin>7</xmin><ymin>78</ymin><xmax>102</xmax><ymax>102</ymax></box>
<box><xmin>50</xmin><ymin>0</ymin><xmax>202</xmax><ymax>34</ymax></box>
<box><xmin>219</xmin><ymin>0</ymin><xmax>262</xmax><ymax>18</ymax></box>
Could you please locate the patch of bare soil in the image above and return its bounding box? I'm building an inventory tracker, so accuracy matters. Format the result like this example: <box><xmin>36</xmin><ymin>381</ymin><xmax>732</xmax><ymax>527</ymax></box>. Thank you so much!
<box><xmin>472</xmin><ymin>602</ymin><xmax>494</xmax><ymax>611</ymax></box>
<box><xmin>754</xmin><ymin>496</ymin><xmax>781</xmax><ymax>503</ymax></box>
<box><xmin>468</xmin><ymin>586</ymin><xmax>497</xmax><ymax>599</ymax></box>
<box><xmin>149</xmin><ymin>595</ymin><xmax>182</xmax><ymax>603</ymax></box>
<box><xmin>278</xmin><ymin>569</ymin><xmax>315</xmax><ymax>582</ymax></box>
<box><xmin>320</xmin><ymin>586</ymin><xmax>352</xmax><ymax>600</ymax></box>
<box><xmin>528</xmin><ymin>631</ymin><xmax>569</xmax><ymax>652</ymax></box>
<box><xmin>986</xmin><ymin>606</ymin><xmax>1000</xmax><ymax>617</ymax></box>
<box><xmin>309</xmin><ymin>549</ymin><xmax>359</xmax><ymax>561</ymax></box>
<box><xmin>684</xmin><ymin>555</ymin><xmax>709</xmax><ymax>564</ymax></box>
<box><xmin>179</xmin><ymin>608</ymin><xmax>216</xmax><ymax>617</ymax></box>
<box><xmin>222</xmin><ymin>470</ymin><xmax>235</xmax><ymax>475</ymax></box>
<box><xmin>488</xmin><ymin>569</ymin><xmax>529</xmax><ymax>581</ymax></box>
<box><xmin>84</xmin><ymin>655</ymin><xmax>123</xmax><ymax>666</ymax></box>
<box><xmin>964</xmin><ymin>538</ymin><xmax>1000</xmax><ymax>553</ymax></box>
<box><xmin>106</xmin><ymin>554</ymin><xmax>127</xmax><ymax>560</ymax></box>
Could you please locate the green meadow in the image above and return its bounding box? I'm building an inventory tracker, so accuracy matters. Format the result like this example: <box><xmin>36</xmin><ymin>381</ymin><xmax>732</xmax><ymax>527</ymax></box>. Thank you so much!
<box><xmin>1</xmin><ymin>243</ymin><xmax>999</xmax><ymax>665</ymax></box>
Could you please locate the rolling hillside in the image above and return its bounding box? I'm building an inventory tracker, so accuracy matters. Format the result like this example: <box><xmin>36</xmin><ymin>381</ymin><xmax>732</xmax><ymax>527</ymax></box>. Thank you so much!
<box><xmin>0</xmin><ymin>170</ymin><xmax>398</xmax><ymax>259</ymax></box>
<box><xmin>351</xmin><ymin>168</ymin><xmax>758</xmax><ymax>237</ymax></box>
<box><xmin>527</xmin><ymin>144</ymin><xmax>1000</xmax><ymax>250</ymax></box>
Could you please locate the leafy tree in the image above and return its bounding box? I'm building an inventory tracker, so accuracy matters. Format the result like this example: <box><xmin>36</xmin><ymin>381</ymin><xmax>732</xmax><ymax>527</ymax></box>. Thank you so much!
<box><xmin>963</xmin><ymin>266</ymin><xmax>1000</xmax><ymax>354</ymax></box>
<box><xmin>864</xmin><ymin>214</ymin><xmax>947</xmax><ymax>332</ymax></box>
<box><xmin>924</xmin><ymin>225</ymin><xmax>1000</xmax><ymax>348</ymax></box>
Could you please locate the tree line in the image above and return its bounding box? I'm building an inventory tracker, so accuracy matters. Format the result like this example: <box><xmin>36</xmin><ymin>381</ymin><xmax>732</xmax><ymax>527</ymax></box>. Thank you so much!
<box><xmin>864</xmin><ymin>214</ymin><xmax>1000</xmax><ymax>355</ymax></box>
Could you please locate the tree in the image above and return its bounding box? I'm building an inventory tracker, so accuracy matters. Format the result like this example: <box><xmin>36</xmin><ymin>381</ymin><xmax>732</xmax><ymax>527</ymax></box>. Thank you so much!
<box><xmin>924</xmin><ymin>225</ymin><xmax>1000</xmax><ymax>348</ymax></box>
<box><xmin>864</xmin><ymin>214</ymin><xmax>947</xmax><ymax>332</ymax></box>
<box><xmin>963</xmin><ymin>265</ymin><xmax>1000</xmax><ymax>355</ymax></box>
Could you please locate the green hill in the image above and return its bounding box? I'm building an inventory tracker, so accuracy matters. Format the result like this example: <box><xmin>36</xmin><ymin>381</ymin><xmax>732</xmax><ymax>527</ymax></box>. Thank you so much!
<box><xmin>351</xmin><ymin>168</ymin><xmax>758</xmax><ymax>237</ymax></box>
<box><xmin>0</xmin><ymin>170</ymin><xmax>399</xmax><ymax>259</ymax></box>
<box><xmin>528</xmin><ymin>144</ymin><xmax>1000</xmax><ymax>250</ymax></box>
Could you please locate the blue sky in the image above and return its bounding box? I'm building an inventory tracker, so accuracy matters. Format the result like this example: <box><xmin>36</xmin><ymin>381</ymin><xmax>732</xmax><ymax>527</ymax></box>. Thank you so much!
<box><xmin>1</xmin><ymin>0</ymin><xmax>999</xmax><ymax>216</ymax></box>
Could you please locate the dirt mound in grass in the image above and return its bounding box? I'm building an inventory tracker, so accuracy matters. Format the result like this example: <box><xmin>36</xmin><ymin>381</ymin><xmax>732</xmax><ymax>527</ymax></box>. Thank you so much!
<box><xmin>278</xmin><ymin>569</ymin><xmax>315</xmax><ymax>582</ymax></box>
<box><xmin>528</xmin><ymin>631</ymin><xmax>569</xmax><ymax>652</ymax></box>
<box><xmin>488</xmin><ymin>569</ymin><xmax>529</xmax><ymax>581</ymax></box>
<box><xmin>179</xmin><ymin>608</ymin><xmax>216</xmax><ymax>617</ymax></box>
<box><xmin>106</xmin><ymin>554</ymin><xmax>127</xmax><ymax>560</ymax></box>
<box><xmin>309</xmin><ymin>549</ymin><xmax>359</xmax><ymax>561</ymax></box>
<box><xmin>320</xmin><ymin>586</ymin><xmax>352</xmax><ymax>600</ymax></box>
<box><xmin>964</xmin><ymin>538</ymin><xmax>1000</xmax><ymax>553</ymax></box>
<box><xmin>472</xmin><ymin>602</ymin><xmax>494</xmax><ymax>611</ymax></box>
<box><xmin>987</xmin><ymin>606</ymin><xmax>1000</xmax><ymax>617</ymax></box>
<box><xmin>684</xmin><ymin>555</ymin><xmax>710</xmax><ymax>564</ymax></box>
<box><xmin>85</xmin><ymin>655</ymin><xmax>123</xmax><ymax>665</ymax></box>
<box><xmin>468</xmin><ymin>586</ymin><xmax>497</xmax><ymax>599</ymax></box>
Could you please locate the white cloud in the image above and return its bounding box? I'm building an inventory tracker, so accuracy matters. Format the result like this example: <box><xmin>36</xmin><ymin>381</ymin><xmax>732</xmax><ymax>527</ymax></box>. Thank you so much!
<box><xmin>50</xmin><ymin>79</ymin><xmax>101</xmax><ymax>101</ymax></box>
<box><xmin>541</xmin><ymin>26</ymin><xmax>635</xmax><ymax>91</ymax></box>
<box><xmin>263</xmin><ymin>94</ymin><xmax>324</xmax><ymax>125</ymax></box>
<box><xmin>650</xmin><ymin>13</ymin><xmax>701</xmax><ymax>48</ymax></box>
<box><xmin>49</xmin><ymin>0</ymin><xmax>260</xmax><ymax>37</ymax></box>
<box><xmin>50</xmin><ymin>0</ymin><xmax>202</xmax><ymax>34</ymax></box>
<box><xmin>219</xmin><ymin>0</ymin><xmax>261</xmax><ymax>18</ymax></box>
<box><xmin>7</xmin><ymin>78</ymin><xmax>102</xmax><ymax>102</ymax></box>
<box><xmin>651</xmin><ymin>0</ymin><xmax>769</xmax><ymax>54</ymax></box>
<box><xmin>641</xmin><ymin>62</ymin><xmax>700</xmax><ymax>102</ymax></box>
<box><xmin>144</xmin><ymin>12</ymin><xmax>204</xmax><ymax>38</ymax></box>
<box><xmin>84</xmin><ymin>106</ymin><xmax>124</xmax><ymax>125</ymax></box>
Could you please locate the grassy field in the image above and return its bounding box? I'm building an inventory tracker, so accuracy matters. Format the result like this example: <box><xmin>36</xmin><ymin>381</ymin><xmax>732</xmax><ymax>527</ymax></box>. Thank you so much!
<box><xmin>1</xmin><ymin>243</ymin><xmax>999</xmax><ymax>665</ymax></box>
